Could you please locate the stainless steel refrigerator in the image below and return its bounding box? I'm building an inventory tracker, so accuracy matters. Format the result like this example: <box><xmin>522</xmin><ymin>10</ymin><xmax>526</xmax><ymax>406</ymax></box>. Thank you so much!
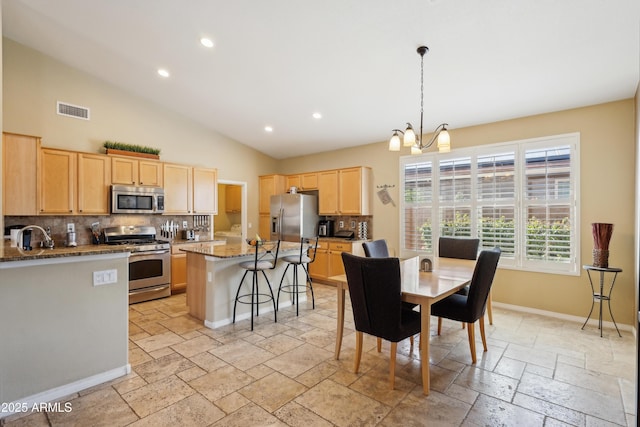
<box><xmin>270</xmin><ymin>193</ymin><xmax>319</xmax><ymax>242</ymax></box>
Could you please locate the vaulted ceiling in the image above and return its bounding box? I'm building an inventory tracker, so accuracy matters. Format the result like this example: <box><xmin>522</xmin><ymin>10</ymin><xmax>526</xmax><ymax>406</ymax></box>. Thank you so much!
<box><xmin>3</xmin><ymin>0</ymin><xmax>639</xmax><ymax>159</ymax></box>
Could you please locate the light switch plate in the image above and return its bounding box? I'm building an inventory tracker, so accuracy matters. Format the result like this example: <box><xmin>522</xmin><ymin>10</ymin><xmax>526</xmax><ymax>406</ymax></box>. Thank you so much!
<box><xmin>182</xmin><ymin>221</ymin><xmax>188</xmax><ymax>229</ymax></box>
<box><xmin>93</xmin><ymin>269</ymin><xmax>117</xmax><ymax>286</ymax></box>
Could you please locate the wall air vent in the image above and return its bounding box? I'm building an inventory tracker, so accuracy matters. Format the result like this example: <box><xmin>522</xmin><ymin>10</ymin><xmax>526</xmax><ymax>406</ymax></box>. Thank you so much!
<box><xmin>57</xmin><ymin>101</ymin><xmax>90</xmax><ymax>120</ymax></box>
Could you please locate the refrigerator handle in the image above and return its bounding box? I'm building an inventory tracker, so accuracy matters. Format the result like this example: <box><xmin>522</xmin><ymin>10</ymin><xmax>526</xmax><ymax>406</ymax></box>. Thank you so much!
<box><xmin>278</xmin><ymin>208</ymin><xmax>284</xmax><ymax>240</ymax></box>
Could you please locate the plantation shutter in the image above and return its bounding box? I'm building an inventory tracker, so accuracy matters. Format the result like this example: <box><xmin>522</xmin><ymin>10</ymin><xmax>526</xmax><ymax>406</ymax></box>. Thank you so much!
<box><xmin>438</xmin><ymin>156</ymin><xmax>472</xmax><ymax>236</ymax></box>
<box><xmin>402</xmin><ymin>161</ymin><xmax>433</xmax><ymax>251</ymax></box>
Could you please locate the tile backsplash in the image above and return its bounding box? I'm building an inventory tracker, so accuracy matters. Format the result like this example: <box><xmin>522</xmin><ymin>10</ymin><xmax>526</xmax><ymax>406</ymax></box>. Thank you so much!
<box><xmin>4</xmin><ymin>215</ymin><xmax>212</xmax><ymax>247</ymax></box>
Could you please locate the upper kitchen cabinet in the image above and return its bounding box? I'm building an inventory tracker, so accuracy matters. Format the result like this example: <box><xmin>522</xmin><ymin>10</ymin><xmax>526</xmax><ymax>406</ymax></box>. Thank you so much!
<box><xmin>163</xmin><ymin>163</ymin><xmax>192</xmax><ymax>214</ymax></box>
<box><xmin>192</xmin><ymin>167</ymin><xmax>217</xmax><ymax>214</ymax></box>
<box><xmin>3</xmin><ymin>132</ymin><xmax>40</xmax><ymax>215</ymax></box>
<box><xmin>111</xmin><ymin>156</ymin><xmax>162</xmax><ymax>187</ymax></box>
<box><xmin>77</xmin><ymin>153</ymin><xmax>111</xmax><ymax>214</ymax></box>
<box><xmin>225</xmin><ymin>185</ymin><xmax>242</xmax><ymax>213</ymax></box>
<box><xmin>39</xmin><ymin>148</ymin><xmax>76</xmax><ymax>214</ymax></box>
<box><xmin>318</xmin><ymin>170</ymin><xmax>339</xmax><ymax>214</ymax></box>
<box><xmin>259</xmin><ymin>174</ymin><xmax>286</xmax><ymax>214</ymax></box>
<box><xmin>163</xmin><ymin>164</ymin><xmax>218</xmax><ymax>214</ymax></box>
<box><xmin>338</xmin><ymin>167</ymin><xmax>372</xmax><ymax>215</ymax></box>
<box><xmin>286</xmin><ymin>172</ymin><xmax>318</xmax><ymax>191</ymax></box>
<box><xmin>318</xmin><ymin>167</ymin><xmax>372</xmax><ymax>215</ymax></box>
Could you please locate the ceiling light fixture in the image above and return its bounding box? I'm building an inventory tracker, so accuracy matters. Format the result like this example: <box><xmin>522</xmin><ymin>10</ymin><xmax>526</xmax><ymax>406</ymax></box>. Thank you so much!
<box><xmin>200</xmin><ymin>38</ymin><xmax>214</xmax><ymax>48</ymax></box>
<box><xmin>157</xmin><ymin>68</ymin><xmax>170</xmax><ymax>78</ymax></box>
<box><xmin>389</xmin><ymin>45</ymin><xmax>450</xmax><ymax>154</ymax></box>
<box><xmin>312</xmin><ymin>112</ymin><xmax>322</xmax><ymax>119</ymax></box>
<box><xmin>264</xmin><ymin>126</ymin><xmax>273</xmax><ymax>133</ymax></box>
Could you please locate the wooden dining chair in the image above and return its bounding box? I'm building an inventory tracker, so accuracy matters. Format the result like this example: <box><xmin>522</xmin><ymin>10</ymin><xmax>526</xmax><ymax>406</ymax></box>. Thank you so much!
<box><xmin>362</xmin><ymin>239</ymin><xmax>418</xmax><ymax>352</ymax></box>
<box><xmin>341</xmin><ymin>252</ymin><xmax>421</xmax><ymax>389</ymax></box>
<box><xmin>431</xmin><ymin>247</ymin><xmax>501</xmax><ymax>364</ymax></box>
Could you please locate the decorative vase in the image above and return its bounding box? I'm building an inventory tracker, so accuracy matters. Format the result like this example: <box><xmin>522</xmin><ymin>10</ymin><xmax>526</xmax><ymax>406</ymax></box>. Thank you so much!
<box><xmin>591</xmin><ymin>223</ymin><xmax>613</xmax><ymax>268</ymax></box>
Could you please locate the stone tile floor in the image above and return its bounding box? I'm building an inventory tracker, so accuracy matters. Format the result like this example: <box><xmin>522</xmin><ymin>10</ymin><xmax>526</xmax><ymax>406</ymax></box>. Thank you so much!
<box><xmin>2</xmin><ymin>283</ymin><xmax>636</xmax><ymax>426</ymax></box>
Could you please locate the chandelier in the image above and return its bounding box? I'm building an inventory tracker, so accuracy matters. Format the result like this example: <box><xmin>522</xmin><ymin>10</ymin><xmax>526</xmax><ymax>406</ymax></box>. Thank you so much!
<box><xmin>389</xmin><ymin>45</ymin><xmax>450</xmax><ymax>154</ymax></box>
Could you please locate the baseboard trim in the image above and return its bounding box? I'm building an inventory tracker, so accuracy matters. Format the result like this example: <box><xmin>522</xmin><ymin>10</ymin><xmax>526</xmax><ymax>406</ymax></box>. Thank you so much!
<box><xmin>0</xmin><ymin>364</ymin><xmax>131</xmax><ymax>419</ymax></box>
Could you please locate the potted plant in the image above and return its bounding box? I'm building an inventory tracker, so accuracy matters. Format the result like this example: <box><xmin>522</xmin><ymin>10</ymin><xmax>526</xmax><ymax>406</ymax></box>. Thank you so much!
<box><xmin>103</xmin><ymin>141</ymin><xmax>161</xmax><ymax>159</ymax></box>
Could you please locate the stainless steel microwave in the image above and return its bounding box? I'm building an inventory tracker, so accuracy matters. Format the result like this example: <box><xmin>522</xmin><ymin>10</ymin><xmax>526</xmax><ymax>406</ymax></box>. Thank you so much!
<box><xmin>111</xmin><ymin>185</ymin><xmax>165</xmax><ymax>214</ymax></box>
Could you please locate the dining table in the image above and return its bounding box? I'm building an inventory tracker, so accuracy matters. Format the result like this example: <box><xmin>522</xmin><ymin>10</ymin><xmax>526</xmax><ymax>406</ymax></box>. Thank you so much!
<box><xmin>329</xmin><ymin>256</ymin><xmax>476</xmax><ymax>395</ymax></box>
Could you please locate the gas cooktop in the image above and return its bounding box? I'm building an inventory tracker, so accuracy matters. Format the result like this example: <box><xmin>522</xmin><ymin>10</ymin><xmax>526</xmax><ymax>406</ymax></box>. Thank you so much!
<box><xmin>103</xmin><ymin>225</ymin><xmax>170</xmax><ymax>252</ymax></box>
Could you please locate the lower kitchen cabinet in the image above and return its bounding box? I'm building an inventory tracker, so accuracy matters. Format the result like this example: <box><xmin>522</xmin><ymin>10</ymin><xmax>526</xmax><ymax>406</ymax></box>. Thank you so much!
<box><xmin>309</xmin><ymin>240</ymin><xmax>366</xmax><ymax>281</ymax></box>
<box><xmin>170</xmin><ymin>245</ymin><xmax>187</xmax><ymax>294</ymax></box>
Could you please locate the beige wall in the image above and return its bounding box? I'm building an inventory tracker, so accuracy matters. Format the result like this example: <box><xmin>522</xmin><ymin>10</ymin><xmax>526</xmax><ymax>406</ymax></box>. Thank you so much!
<box><xmin>2</xmin><ymin>38</ymin><xmax>280</xmax><ymax>234</ymax></box>
<box><xmin>280</xmin><ymin>100</ymin><xmax>638</xmax><ymax>325</ymax></box>
<box><xmin>2</xmin><ymin>38</ymin><xmax>638</xmax><ymax>325</ymax></box>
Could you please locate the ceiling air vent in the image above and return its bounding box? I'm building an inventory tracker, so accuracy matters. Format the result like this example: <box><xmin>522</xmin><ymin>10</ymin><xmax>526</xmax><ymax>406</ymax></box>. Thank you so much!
<box><xmin>57</xmin><ymin>101</ymin><xmax>90</xmax><ymax>120</ymax></box>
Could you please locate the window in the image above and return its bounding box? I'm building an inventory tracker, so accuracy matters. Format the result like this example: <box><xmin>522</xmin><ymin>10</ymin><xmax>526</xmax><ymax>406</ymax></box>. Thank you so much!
<box><xmin>400</xmin><ymin>133</ymin><xmax>579</xmax><ymax>275</ymax></box>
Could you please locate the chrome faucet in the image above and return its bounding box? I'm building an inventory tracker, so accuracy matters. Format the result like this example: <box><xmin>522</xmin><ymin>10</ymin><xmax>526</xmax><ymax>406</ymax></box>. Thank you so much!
<box><xmin>18</xmin><ymin>225</ymin><xmax>55</xmax><ymax>249</ymax></box>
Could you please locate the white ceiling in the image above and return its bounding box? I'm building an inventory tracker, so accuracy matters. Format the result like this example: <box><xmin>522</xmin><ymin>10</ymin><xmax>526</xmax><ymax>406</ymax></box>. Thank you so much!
<box><xmin>2</xmin><ymin>0</ymin><xmax>639</xmax><ymax>159</ymax></box>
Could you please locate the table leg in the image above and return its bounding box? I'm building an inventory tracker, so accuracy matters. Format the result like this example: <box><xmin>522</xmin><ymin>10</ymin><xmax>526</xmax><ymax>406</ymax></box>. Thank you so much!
<box><xmin>420</xmin><ymin>303</ymin><xmax>431</xmax><ymax>395</ymax></box>
<box><xmin>335</xmin><ymin>285</ymin><xmax>345</xmax><ymax>360</ymax></box>
<box><xmin>598</xmin><ymin>272</ymin><xmax>604</xmax><ymax>337</ymax></box>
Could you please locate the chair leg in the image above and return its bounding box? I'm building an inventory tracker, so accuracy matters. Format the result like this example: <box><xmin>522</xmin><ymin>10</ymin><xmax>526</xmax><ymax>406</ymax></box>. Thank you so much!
<box><xmin>479</xmin><ymin>315</ymin><xmax>487</xmax><ymax>352</ymax></box>
<box><xmin>487</xmin><ymin>291</ymin><xmax>494</xmax><ymax>325</ymax></box>
<box><xmin>389</xmin><ymin>341</ymin><xmax>397</xmax><ymax>390</ymax></box>
<box><xmin>261</xmin><ymin>270</ymin><xmax>277</xmax><ymax>323</ymax></box>
<box><xmin>467</xmin><ymin>322</ymin><xmax>477</xmax><ymax>364</ymax></box>
<box><xmin>232</xmin><ymin>270</ymin><xmax>250</xmax><ymax>324</ymax></box>
<box><xmin>354</xmin><ymin>331</ymin><xmax>363</xmax><ymax>374</ymax></box>
<box><xmin>409</xmin><ymin>335</ymin><xmax>414</xmax><ymax>346</ymax></box>
<box><xmin>437</xmin><ymin>317</ymin><xmax>442</xmax><ymax>335</ymax></box>
<box><xmin>302</xmin><ymin>264</ymin><xmax>315</xmax><ymax>309</ymax></box>
<box><xmin>377</xmin><ymin>337</ymin><xmax>382</xmax><ymax>352</ymax></box>
<box><xmin>276</xmin><ymin>263</ymin><xmax>291</xmax><ymax>309</ymax></box>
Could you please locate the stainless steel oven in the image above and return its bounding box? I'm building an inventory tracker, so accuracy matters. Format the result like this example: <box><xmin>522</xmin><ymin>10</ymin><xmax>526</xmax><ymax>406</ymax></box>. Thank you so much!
<box><xmin>104</xmin><ymin>225</ymin><xmax>171</xmax><ymax>304</ymax></box>
<box><xmin>129</xmin><ymin>249</ymin><xmax>171</xmax><ymax>304</ymax></box>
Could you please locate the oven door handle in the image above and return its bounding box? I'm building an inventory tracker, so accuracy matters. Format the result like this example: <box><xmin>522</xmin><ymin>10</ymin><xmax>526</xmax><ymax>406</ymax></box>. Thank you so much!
<box><xmin>130</xmin><ymin>250</ymin><xmax>170</xmax><ymax>256</ymax></box>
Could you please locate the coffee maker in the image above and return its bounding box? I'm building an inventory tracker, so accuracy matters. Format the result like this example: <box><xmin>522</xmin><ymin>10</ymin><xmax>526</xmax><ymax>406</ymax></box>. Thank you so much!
<box><xmin>318</xmin><ymin>219</ymin><xmax>334</xmax><ymax>237</ymax></box>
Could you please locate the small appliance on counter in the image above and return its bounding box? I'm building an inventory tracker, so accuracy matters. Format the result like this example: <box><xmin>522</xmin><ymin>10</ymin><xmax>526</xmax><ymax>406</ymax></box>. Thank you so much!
<box><xmin>66</xmin><ymin>223</ymin><xmax>77</xmax><ymax>247</ymax></box>
<box><xmin>334</xmin><ymin>230</ymin><xmax>355</xmax><ymax>239</ymax></box>
<box><xmin>182</xmin><ymin>229</ymin><xmax>196</xmax><ymax>240</ymax></box>
<box><xmin>318</xmin><ymin>219</ymin><xmax>334</xmax><ymax>237</ymax></box>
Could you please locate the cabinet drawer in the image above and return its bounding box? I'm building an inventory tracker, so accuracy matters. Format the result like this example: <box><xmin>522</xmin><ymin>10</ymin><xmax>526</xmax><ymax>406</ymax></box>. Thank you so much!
<box><xmin>316</xmin><ymin>240</ymin><xmax>330</xmax><ymax>250</ymax></box>
<box><xmin>329</xmin><ymin>242</ymin><xmax>351</xmax><ymax>252</ymax></box>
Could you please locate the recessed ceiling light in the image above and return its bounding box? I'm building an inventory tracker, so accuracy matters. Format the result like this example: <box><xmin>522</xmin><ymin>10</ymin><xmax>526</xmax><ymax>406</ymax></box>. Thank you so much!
<box><xmin>200</xmin><ymin>38</ymin><xmax>214</xmax><ymax>48</ymax></box>
<box><xmin>157</xmin><ymin>68</ymin><xmax>170</xmax><ymax>78</ymax></box>
<box><xmin>312</xmin><ymin>112</ymin><xmax>322</xmax><ymax>119</ymax></box>
<box><xmin>264</xmin><ymin>126</ymin><xmax>273</xmax><ymax>133</ymax></box>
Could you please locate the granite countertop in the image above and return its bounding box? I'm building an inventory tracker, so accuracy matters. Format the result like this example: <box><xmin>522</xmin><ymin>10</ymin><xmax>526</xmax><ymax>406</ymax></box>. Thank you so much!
<box><xmin>169</xmin><ymin>238</ymin><xmax>225</xmax><ymax>245</ymax></box>
<box><xmin>180</xmin><ymin>241</ymin><xmax>302</xmax><ymax>258</ymax></box>
<box><xmin>0</xmin><ymin>241</ymin><xmax>131</xmax><ymax>262</ymax></box>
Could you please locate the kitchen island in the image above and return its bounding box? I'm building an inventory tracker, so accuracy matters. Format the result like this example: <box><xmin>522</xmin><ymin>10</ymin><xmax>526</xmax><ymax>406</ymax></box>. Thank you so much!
<box><xmin>0</xmin><ymin>243</ymin><xmax>131</xmax><ymax>418</ymax></box>
<box><xmin>181</xmin><ymin>241</ymin><xmax>304</xmax><ymax>329</ymax></box>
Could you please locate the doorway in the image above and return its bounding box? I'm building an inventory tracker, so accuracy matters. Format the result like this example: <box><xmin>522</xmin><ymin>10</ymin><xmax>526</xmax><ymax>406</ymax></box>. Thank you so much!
<box><xmin>214</xmin><ymin>180</ymin><xmax>247</xmax><ymax>242</ymax></box>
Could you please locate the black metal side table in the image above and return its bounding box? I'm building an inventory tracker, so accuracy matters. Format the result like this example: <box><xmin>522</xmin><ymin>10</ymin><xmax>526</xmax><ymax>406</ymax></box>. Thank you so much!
<box><xmin>581</xmin><ymin>265</ymin><xmax>622</xmax><ymax>337</ymax></box>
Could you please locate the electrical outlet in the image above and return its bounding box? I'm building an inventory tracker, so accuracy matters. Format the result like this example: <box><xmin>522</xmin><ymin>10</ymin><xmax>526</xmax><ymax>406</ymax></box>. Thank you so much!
<box><xmin>93</xmin><ymin>269</ymin><xmax>118</xmax><ymax>286</ymax></box>
<box><xmin>182</xmin><ymin>221</ymin><xmax>188</xmax><ymax>229</ymax></box>
<box><xmin>66</xmin><ymin>223</ymin><xmax>75</xmax><ymax>232</ymax></box>
<box><xmin>350</xmin><ymin>220</ymin><xmax>356</xmax><ymax>228</ymax></box>
<box><xmin>339</xmin><ymin>221</ymin><xmax>344</xmax><ymax>228</ymax></box>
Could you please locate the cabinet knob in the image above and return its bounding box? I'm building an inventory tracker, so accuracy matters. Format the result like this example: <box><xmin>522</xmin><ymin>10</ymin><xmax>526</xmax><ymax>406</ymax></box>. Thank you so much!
<box><xmin>140</xmin><ymin>182</ymin><xmax>143</xmax><ymax>185</ymax></box>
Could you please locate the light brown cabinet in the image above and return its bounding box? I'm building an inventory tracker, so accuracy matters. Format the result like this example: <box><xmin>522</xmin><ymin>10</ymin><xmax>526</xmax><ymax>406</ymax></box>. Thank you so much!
<box><xmin>287</xmin><ymin>172</ymin><xmax>318</xmax><ymax>191</ymax></box>
<box><xmin>193</xmin><ymin>167</ymin><xmax>217</xmax><ymax>214</ymax></box>
<box><xmin>318</xmin><ymin>167</ymin><xmax>372</xmax><ymax>215</ymax></box>
<box><xmin>258</xmin><ymin>214</ymin><xmax>271</xmax><ymax>240</ymax></box>
<box><xmin>171</xmin><ymin>244</ymin><xmax>188</xmax><ymax>294</ymax></box>
<box><xmin>225</xmin><ymin>185</ymin><xmax>242</xmax><ymax>213</ymax></box>
<box><xmin>39</xmin><ymin>148</ymin><xmax>76</xmax><ymax>214</ymax></box>
<box><xmin>3</xmin><ymin>132</ymin><xmax>40</xmax><ymax>215</ymax></box>
<box><xmin>164</xmin><ymin>164</ymin><xmax>217</xmax><ymax>215</ymax></box>
<box><xmin>163</xmin><ymin>163</ymin><xmax>193</xmax><ymax>214</ymax></box>
<box><xmin>318</xmin><ymin>170</ymin><xmax>339</xmax><ymax>215</ymax></box>
<box><xmin>77</xmin><ymin>153</ymin><xmax>111</xmax><ymax>214</ymax></box>
<box><xmin>259</xmin><ymin>174</ymin><xmax>286</xmax><ymax>214</ymax></box>
<box><xmin>309</xmin><ymin>240</ymin><xmax>367</xmax><ymax>281</ymax></box>
<box><xmin>111</xmin><ymin>156</ymin><xmax>162</xmax><ymax>186</ymax></box>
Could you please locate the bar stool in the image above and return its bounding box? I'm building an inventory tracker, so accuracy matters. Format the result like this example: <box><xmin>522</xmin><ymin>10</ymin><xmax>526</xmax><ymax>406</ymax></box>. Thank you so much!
<box><xmin>233</xmin><ymin>240</ymin><xmax>280</xmax><ymax>330</ymax></box>
<box><xmin>277</xmin><ymin>236</ymin><xmax>319</xmax><ymax>316</ymax></box>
